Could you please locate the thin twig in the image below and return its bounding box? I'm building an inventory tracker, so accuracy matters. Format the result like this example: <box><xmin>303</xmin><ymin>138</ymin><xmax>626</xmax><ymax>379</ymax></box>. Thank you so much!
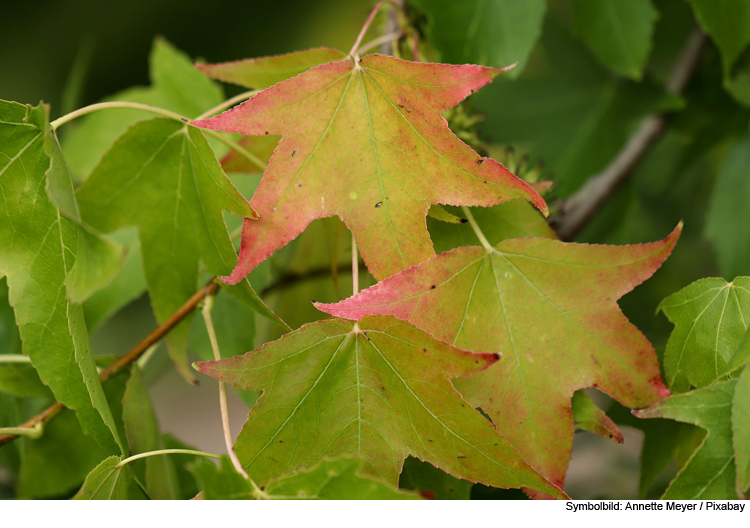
<box><xmin>0</xmin><ymin>279</ymin><xmax>220</xmax><ymax>447</ymax></box>
<box><xmin>349</xmin><ymin>1</ymin><xmax>387</xmax><ymax>57</ymax></box>
<box><xmin>553</xmin><ymin>28</ymin><xmax>706</xmax><ymax>241</ymax></box>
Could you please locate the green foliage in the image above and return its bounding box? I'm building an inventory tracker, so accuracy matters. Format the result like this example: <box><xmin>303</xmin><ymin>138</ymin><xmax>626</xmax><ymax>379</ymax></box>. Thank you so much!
<box><xmin>658</xmin><ymin>277</ymin><xmax>750</xmax><ymax>392</ymax></box>
<box><xmin>2</xmin><ymin>0</ymin><xmax>750</xmax><ymax>503</ymax></box>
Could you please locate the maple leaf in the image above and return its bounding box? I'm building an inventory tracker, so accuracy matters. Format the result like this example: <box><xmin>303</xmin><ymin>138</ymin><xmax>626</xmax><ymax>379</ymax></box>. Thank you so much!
<box><xmin>191</xmin><ymin>53</ymin><xmax>546</xmax><ymax>283</ymax></box>
<box><xmin>0</xmin><ymin>100</ymin><xmax>125</xmax><ymax>453</ymax></box>
<box><xmin>658</xmin><ymin>277</ymin><xmax>750</xmax><ymax>393</ymax></box>
<box><xmin>318</xmin><ymin>226</ymin><xmax>681</xmax><ymax>493</ymax></box>
<box><xmin>76</xmin><ymin>117</ymin><xmax>282</xmax><ymax>381</ymax></box>
<box><xmin>634</xmin><ymin>379</ymin><xmax>744</xmax><ymax>499</ymax></box>
<box><xmin>195</xmin><ymin>315</ymin><xmax>566</xmax><ymax>498</ymax></box>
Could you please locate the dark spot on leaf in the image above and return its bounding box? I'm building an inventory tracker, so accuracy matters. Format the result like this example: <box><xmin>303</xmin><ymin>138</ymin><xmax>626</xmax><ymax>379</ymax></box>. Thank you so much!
<box><xmin>483</xmin><ymin>181</ymin><xmax>487</xmax><ymax>184</ymax></box>
<box><xmin>428</xmin><ymin>439</ymin><xmax>433</xmax><ymax>443</ymax></box>
<box><xmin>493</xmin><ymin>353</ymin><xmax>500</xmax><ymax>360</ymax></box>
<box><xmin>375</xmin><ymin>202</ymin><xmax>382</xmax><ymax>208</ymax></box>
<box><xmin>420</xmin><ymin>491</ymin><xmax>436</xmax><ymax>500</ymax></box>
<box><xmin>406</xmin><ymin>109</ymin><xmax>411</xmax><ymax>113</ymax></box>
<box><xmin>470</xmin><ymin>89</ymin><xmax>474</xmax><ymax>94</ymax></box>
<box><xmin>265</xmin><ymin>131</ymin><xmax>269</xmax><ymax>135</ymax></box>
<box><xmin>398</xmin><ymin>104</ymin><xmax>404</xmax><ymax>108</ymax></box>
<box><xmin>448</xmin><ymin>488</ymin><xmax>454</xmax><ymax>493</ymax></box>
<box><xmin>380</xmin><ymin>386</ymin><xmax>386</xmax><ymax>391</ymax></box>
<box><xmin>279</xmin><ymin>440</ymin><xmax>283</xmax><ymax>443</ymax></box>
<box><xmin>431</xmin><ymin>285</ymin><xmax>436</xmax><ymax>289</ymax></box>
<box><xmin>292</xmin><ymin>151</ymin><xmax>296</xmax><ymax>157</ymax></box>
<box><xmin>311</xmin><ymin>299</ymin><xmax>317</xmax><ymax>303</ymax></box>
<box><xmin>457</xmin><ymin>455</ymin><xmax>466</xmax><ymax>459</ymax></box>
<box><xmin>477</xmin><ymin>159</ymin><xmax>484</xmax><ymax>164</ymax></box>
<box><xmin>460</xmin><ymin>218</ymin><xmax>468</xmax><ymax>223</ymax></box>
<box><xmin>298</xmin><ymin>184</ymin><xmax>302</xmax><ymax>188</ymax></box>
<box><xmin>181</xmin><ymin>117</ymin><xmax>188</xmax><ymax>123</ymax></box>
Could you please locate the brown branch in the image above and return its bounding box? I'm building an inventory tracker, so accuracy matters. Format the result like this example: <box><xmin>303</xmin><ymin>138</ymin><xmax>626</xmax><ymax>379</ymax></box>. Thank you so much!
<box><xmin>553</xmin><ymin>28</ymin><xmax>707</xmax><ymax>241</ymax></box>
<box><xmin>0</xmin><ymin>279</ymin><xmax>220</xmax><ymax>448</ymax></box>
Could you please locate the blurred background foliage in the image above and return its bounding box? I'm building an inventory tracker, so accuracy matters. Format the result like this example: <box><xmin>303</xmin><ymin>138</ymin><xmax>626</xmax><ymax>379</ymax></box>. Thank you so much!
<box><xmin>2</xmin><ymin>0</ymin><xmax>750</xmax><ymax>499</ymax></box>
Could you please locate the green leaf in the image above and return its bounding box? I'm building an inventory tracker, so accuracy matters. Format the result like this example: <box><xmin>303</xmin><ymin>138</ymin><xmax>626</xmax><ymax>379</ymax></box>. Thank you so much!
<box><xmin>191</xmin><ymin>456</ymin><xmax>420</xmax><ymax>499</ymax></box>
<box><xmin>0</xmin><ymin>100</ymin><xmax>123</xmax><ymax>453</ymax></box>
<box><xmin>411</xmin><ymin>0</ymin><xmax>546</xmax><ymax>78</ymax></box>
<box><xmin>399</xmin><ymin>457</ymin><xmax>472</xmax><ymax>499</ymax></box>
<box><xmin>635</xmin><ymin>380</ymin><xmax>740</xmax><ymax>499</ymax></box>
<box><xmin>122</xmin><ymin>366</ymin><xmax>178</xmax><ymax>500</ymax></box>
<box><xmin>687</xmin><ymin>0</ymin><xmax>750</xmax><ymax>72</ymax></box>
<box><xmin>733</xmin><ymin>368</ymin><xmax>750</xmax><ymax>496</ymax></box>
<box><xmin>76</xmin><ymin>117</ymin><xmax>276</xmax><ymax>381</ymax></box>
<box><xmin>571</xmin><ymin>391</ymin><xmax>623</xmax><ymax>443</ymax></box>
<box><xmin>61</xmin><ymin>37</ymin><xmax>224</xmax><ymax>181</ymax></box>
<box><xmin>706</xmin><ymin>136</ymin><xmax>750</xmax><ymax>278</ymax></box>
<box><xmin>73</xmin><ymin>456</ymin><xmax>146</xmax><ymax>500</ymax></box>
<box><xmin>571</xmin><ymin>0</ymin><xmax>659</xmax><ymax>80</ymax></box>
<box><xmin>658</xmin><ymin>277</ymin><xmax>750</xmax><ymax>392</ymax></box>
<box><xmin>195</xmin><ymin>315</ymin><xmax>565</xmax><ymax>498</ymax></box>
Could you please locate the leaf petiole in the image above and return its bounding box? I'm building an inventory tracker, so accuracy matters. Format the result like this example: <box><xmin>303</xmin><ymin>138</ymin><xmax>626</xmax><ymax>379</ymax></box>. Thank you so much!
<box><xmin>0</xmin><ymin>423</ymin><xmax>43</xmax><ymax>439</ymax></box>
<box><xmin>201</xmin><ymin>294</ymin><xmax>265</xmax><ymax>497</ymax></box>
<box><xmin>116</xmin><ymin>449</ymin><xmax>220</xmax><ymax>468</ymax></box>
<box><xmin>0</xmin><ymin>354</ymin><xmax>33</xmax><ymax>364</ymax></box>
<box><xmin>461</xmin><ymin>206</ymin><xmax>493</xmax><ymax>251</ymax></box>
<box><xmin>49</xmin><ymin>101</ymin><xmax>185</xmax><ymax>130</ymax></box>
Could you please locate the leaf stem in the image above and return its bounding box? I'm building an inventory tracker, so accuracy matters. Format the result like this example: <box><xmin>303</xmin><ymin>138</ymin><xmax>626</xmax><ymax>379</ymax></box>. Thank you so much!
<box><xmin>117</xmin><ymin>449</ymin><xmax>220</xmax><ymax>468</ymax></box>
<box><xmin>349</xmin><ymin>1</ymin><xmax>388</xmax><ymax>57</ymax></box>
<box><xmin>461</xmin><ymin>206</ymin><xmax>493</xmax><ymax>251</ymax></box>
<box><xmin>196</xmin><ymin>90</ymin><xmax>258</xmax><ymax>120</ymax></box>
<box><xmin>0</xmin><ymin>423</ymin><xmax>43</xmax><ymax>439</ymax></box>
<box><xmin>356</xmin><ymin>31</ymin><xmax>402</xmax><ymax>56</ymax></box>
<box><xmin>202</xmin><ymin>129</ymin><xmax>267</xmax><ymax>172</ymax></box>
<box><xmin>49</xmin><ymin>101</ymin><xmax>185</xmax><ymax>130</ymax></box>
<box><xmin>201</xmin><ymin>294</ymin><xmax>263</xmax><ymax>496</ymax></box>
<box><xmin>0</xmin><ymin>355</ymin><xmax>33</xmax><ymax>364</ymax></box>
<box><xmin>352</xmin><ymin>235</ymin><xmax>359</xmax><ymax>295</ymax></box>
